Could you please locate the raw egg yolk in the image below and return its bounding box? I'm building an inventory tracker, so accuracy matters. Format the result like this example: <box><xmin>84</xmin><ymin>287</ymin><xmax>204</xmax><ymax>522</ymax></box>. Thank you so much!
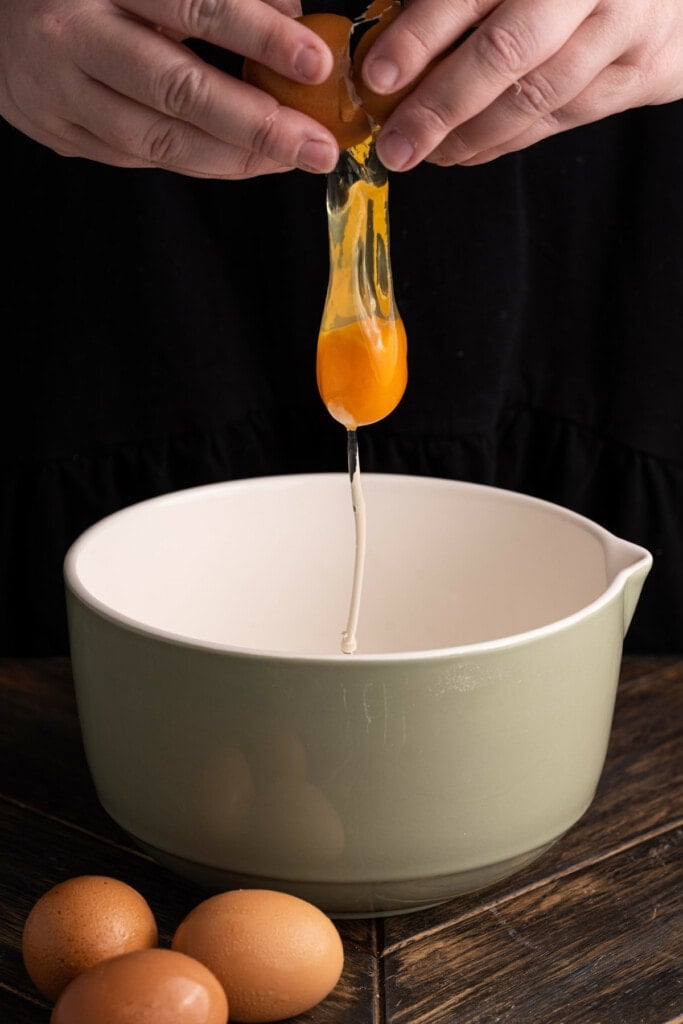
<box><xmin>317</xmin><ymin>315</ymin><xmax>407</xmax><ymax>429</ymax></box>
<box><xmin>244</xmin><ymin>9</ymin><xmax>412</xmax><ymax>431</ymax></box>
<box><xmin>316</xmin><ymin>131</ymin><xmax>407</xmax><ymax>430</ymax></box>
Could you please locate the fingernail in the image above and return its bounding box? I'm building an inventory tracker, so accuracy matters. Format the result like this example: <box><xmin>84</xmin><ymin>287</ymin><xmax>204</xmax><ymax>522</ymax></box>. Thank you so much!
<box><xmin>377</xmin><ymin>130</ymin><xmax>414</xmax><ymax>170</ymax></box>
<box><xmin>297</xmin><ymin>139</ymin><xmax>337</xmax><ymax>173</ymax></box>
<box><xmin>295</xmin><ymin>45</ymin><xmax>326</xmax><ymax>83</ymax></box>
<box><xmin>364</xmin><ymin>56</ymin><xmax>400</xmax><ymax>93</ymax></box>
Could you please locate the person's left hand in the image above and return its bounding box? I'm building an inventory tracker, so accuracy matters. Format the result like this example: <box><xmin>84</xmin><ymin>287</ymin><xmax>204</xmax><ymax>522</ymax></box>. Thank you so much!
<box><xmin>359</xmin><ymin>0</ymin><xmax>683</xmax><ymax>170</ymax></box>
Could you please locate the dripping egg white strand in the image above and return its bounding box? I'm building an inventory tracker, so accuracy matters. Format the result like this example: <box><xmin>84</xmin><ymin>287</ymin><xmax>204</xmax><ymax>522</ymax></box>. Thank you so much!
<box><xmin>341</xmin><ymin>434</ymin><xmax>367</xmax><ymax>655</ymax></box>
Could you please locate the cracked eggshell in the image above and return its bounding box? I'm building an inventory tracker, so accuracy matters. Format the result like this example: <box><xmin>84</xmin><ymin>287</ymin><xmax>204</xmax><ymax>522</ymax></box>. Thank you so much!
<box><xmin>352</xmin><ymin>1</ymin><xmax>441</xmax><ymax>126</ymax></box>
<box><xmin>243</xmin><ymin>13</ymin><xmax>371</xmax><ymax>150</ymax></box>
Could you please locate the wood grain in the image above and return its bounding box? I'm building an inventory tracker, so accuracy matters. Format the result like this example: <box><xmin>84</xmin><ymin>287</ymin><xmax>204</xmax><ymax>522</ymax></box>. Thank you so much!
<box><xmin>0</xmin><ymin>795</ymin><xmax>377</xmax><ymax>1023</ymax></box>
<box><xmin>382</xmin><ymin>657</ymin><xmax>683</xmax><ymax>946</ymax></box>
<box><xmin>1</xmin><ymin>656</ymin><xmax>682</xmax><ymax>1024</ymax></box>
<box><xmin>382</xmin><ymin>828</ymin><xmax>683</xmax><ymax>1024</ymax></box>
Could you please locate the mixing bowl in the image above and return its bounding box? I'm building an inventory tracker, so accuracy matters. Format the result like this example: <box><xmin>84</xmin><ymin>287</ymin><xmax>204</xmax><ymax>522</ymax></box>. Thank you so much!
<box><xmin>64</xmin><ymin>473</ymin><xmax>652</xmax><ymax>917</ymax></box>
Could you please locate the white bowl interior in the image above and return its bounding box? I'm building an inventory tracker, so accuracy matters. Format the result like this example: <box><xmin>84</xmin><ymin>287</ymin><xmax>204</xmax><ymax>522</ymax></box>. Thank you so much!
<box><xmin>66</xmin><ymin>474</ymin><xmax>622</xmax><ymax>656</ymax></box>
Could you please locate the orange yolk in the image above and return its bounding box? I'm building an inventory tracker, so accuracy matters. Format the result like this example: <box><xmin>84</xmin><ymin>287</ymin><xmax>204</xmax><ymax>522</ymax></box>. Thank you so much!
<box><xmin>317</xmin><ymin>315</ymin><xmax>407</xmax><ymax>428</ymax></box>
<box><xmin>316</xmin><ymin>135</ymin><xmax>406</xmax><ymax>431</ymax></box>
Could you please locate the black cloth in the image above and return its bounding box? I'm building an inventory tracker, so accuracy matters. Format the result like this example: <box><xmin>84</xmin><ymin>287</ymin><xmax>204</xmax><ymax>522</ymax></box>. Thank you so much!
<box><xmin>3</xmin><ymin>100</ymin><xmax>682</xmax><ymax>654</ymax></box>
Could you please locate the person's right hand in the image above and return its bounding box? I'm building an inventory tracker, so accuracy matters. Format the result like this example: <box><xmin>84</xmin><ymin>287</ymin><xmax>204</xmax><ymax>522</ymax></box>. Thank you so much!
<box><xmin>0</xmin><ymin>0</ymin><xmax>341</xmax><ymax>178</ymax></box>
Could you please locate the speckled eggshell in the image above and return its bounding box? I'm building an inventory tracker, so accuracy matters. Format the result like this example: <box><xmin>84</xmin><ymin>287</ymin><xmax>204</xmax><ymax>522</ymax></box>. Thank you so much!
<box><xmin>22</xmin><ymin>875</ymin><xmax>158</xmax><ymax>1000</ymax></box>
<box><xmin>49</xmin><ymin>948</ymin><xmax>228</xmax><ymax>1024</ymax></box>
<box><xmin>172</xmin><ymin>889</ymin><xmax>344</xmax><ymax>1023</ymax></box>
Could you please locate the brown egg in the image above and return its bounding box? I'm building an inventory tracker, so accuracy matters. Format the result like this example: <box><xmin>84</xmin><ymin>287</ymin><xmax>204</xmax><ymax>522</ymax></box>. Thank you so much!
<box><xmin>172</xmin><ymin>889</ymin><xmax>344</xmax><ymax>1023</ymax></box>
<box><xmin>243</xmin><ymin>13</ymin><xmax>370</xmax><ymax>150</ymax></box>
<box><xmin>50</xmin><ymin>948</ymin><xmax>228</xmax><ymax>1024</ymax></box>
<box><xmin>22</xmin><ymin>875</ymin><xmax>158</xmax><ymax>1001</ymax></box>
<box><xmin>352</xmin><ymin>1</ymin><xmax>441</xmax><ymax>126</ymax></box>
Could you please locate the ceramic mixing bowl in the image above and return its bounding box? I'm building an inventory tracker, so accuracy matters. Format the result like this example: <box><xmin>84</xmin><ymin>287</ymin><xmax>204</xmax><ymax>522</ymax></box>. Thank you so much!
<box><xmin>64</xmin><ymin>474</ymin><xmax>651</xmax><ymax>917</ymax></box>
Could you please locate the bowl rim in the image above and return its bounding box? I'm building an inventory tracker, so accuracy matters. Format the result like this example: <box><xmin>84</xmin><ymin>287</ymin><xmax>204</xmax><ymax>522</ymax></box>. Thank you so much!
<box><xmin>63</xmin><ymin>472</ymin><xmax>653</xmax><ymax>663</ymax></box>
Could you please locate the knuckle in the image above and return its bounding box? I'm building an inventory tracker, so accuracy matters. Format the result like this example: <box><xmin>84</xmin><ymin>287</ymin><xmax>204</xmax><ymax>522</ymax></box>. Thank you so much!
<box><xmin>248</xmin><ymin>104</ymin><xmax>282</xmax><ymax>156</ymax></box>
<box><xmin>511</xmin><ymin>71</ymin><xmax>560</xmax><ymax>118</ymax></box>
<box><xmin>157</xmin><ymin>62</ymin><xmax>209</xmax><ymax>121</ymax></box>
<box><xmin>474</xmin><ymin>20</ymin><xmax>534</xmax><ymax>78</ymax></box>
<box><xmin>142</xmin><ymin>119</ymin><xmax>188</xmax><ymax>166</ymax></box>
<box><xmin>534</xmin><ymin>110</ymin><xmax>563</xmax><ymax>137</ymax></box>
<box><xmin>32</xmin><ymin>4</ymin><xmax>78</xmax><ymax>47</ymax></box>
<box><xmin>464</xmin><ymin>0</ymin><xmax>492</xmax><ymax>18</ymax></box>
<box><xmin>414</xmin><ymin>94</ymin><xmax>455</xmax><ymax>137</ymax></box>
<box><xmin>628</xmin><ymin>51</ymin><xmax>662</xmax><ymax>100</ymax></box>
<box><xmin>394</xmin><ymin>22</ymin><xmax>435</xmax><ymax>68</ymax></box>
<box><xmin>253</xmin><ymin>21</ymin><xmax>287</xmax><ymax>70</ymax></box>
<box><xmin>176</xmin><ymin>0</ymin><xmax>222</xmax><ymax>38</ymax></box>
<box><xmin>437</xmin><ymin>126</ymin><xmax>472</xmax><ymax>162</ymax></box>
<box><xmin>239</xmin><ymin>146</ymin><xmax>269</xmax><ymax>177</ymax></box>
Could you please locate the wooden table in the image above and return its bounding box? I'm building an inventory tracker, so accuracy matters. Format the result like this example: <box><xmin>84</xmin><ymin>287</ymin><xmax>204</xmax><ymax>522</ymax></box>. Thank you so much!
<box><xmin>1</xmin><ymin>655</ymin><xmax>682</xmax><ymax>1023</ymax></box>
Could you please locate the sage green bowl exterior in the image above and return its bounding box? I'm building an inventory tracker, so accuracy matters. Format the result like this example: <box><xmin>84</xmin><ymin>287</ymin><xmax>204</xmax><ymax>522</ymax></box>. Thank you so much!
<box><xmin>64</xmin><ymin>474</ymin><xmax>652</xmax><ymax>917</ymax></box>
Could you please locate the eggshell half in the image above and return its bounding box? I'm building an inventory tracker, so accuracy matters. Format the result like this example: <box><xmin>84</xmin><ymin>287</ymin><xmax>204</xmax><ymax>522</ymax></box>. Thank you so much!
<box><xmin>243</xmin><ymin>13</ymin><xmax>371</xmax><ymax>150</ymax></box>
<box><xmin>352</xmin><ymin>2</ymin><xmax>441</xmax><ymax>126</ymax></box>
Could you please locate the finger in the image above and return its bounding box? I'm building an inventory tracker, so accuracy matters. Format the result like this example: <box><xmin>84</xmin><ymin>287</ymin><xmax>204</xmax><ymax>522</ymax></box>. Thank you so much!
<box><xmin>429</xmin><ymin>9</ymin><xmax>625</xmax><ymax>165</ymax></box>
<box><xmin>37</xmin><ymin>120</ymin><xmax>290</xmax><ymax>178</ymax></box>
<box><xmin>459</xmin><ymin>60</ymin><xmax>645</xmax><ymax>166</ymax></box>
<box><xmin>65</xmin><ymin>122</ymin><xmax>293</xmax><ymax>177</ymax></box>
<box><xmin>75</xmin><ymin>13</ymin><xmax>339</xmax><ymax>173</ymax></box>
<box><xmin>374</xmin><ymin>0</ymin><xmax>596</xmax><ymax>171</ymax></box>
<box><xmin>361</xmin><ymin>0</ymin><xmax>498</xmax><ymax>94</ymax></box>
<box><xmin>60</xmin><ymin>71</ymin><xmax>300</xmax><ymax>177</ymax></box>
<box><xmin>266</xmin><ymin>0</ymin><xmax>302</xmax><ymax>16</ymax></box>
<box><xmin>116</xmin><ymin>0</ymin><xmax>333</xmax><ymax>84</ymax></box>
<box><xmin>0</xmin><ymin>114</ymin><xmax>145</xmax><ymax>169</ymax></box>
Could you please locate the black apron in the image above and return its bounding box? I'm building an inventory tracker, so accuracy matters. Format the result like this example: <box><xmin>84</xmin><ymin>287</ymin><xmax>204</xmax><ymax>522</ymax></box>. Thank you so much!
<box><xmin>2</xmin><ymin>97</ymin><xmax>682</xmax><ymax>654</ymax></box>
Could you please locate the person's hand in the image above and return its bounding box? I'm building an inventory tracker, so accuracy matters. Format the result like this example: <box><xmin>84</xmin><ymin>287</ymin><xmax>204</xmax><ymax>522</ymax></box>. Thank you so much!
<box><xmin>359</xmin><ymin>0</ymin><xmax>683</xmax><ymax>170</ymax></box>
<box><xmin>0</xmin><ymin>0</ymin><xmax>341</xmax><ymax>178</ymax></box>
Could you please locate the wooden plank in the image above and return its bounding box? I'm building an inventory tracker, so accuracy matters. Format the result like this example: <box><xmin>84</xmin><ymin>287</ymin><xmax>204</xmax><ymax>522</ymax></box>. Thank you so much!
<box><xmin>0</xmin><ymin>657</ymin><xmax>380</xmax><ymax>956</ymax></box>
<box><xmin>1</xmin><ymin>653</ymin><xmax>379</xmax><ymax>1021</ymax></box>
<box><xmin>0</xmin><ymin>657</ymin><xmax>73</xmax><ymax>711</ymax></box>
<box><xmin>0</xmin><ymin>986</ymin><xmax>50</xmax><ymax>1024</ymax></box>
<box><xmin>0</xmin><ymin>657</ymin><xmax>125</xmax><ymax>846</ymax></box>
<box><xmin>382</xmin><ymin>827</ymin><xmax>683</xmax><ymax>1024</ymax></box>
<box><xmin>2</xmin><ymin>656</ymin><xmax>681</xmax><ymax>1022</ymax></box>
<box><xmin>383</xmin><ymin>658</ymin><xmax>683</xmax><ymax>947</ymax></box>
<box><xmin>0</xmin><ymin>797</ymin><xmax>376</xmax><ymax>1024</ymax></box>
<box><xmin>616</xmin><ymin>654</ymin><xmax>682</xmax><ymax>684</ymax></box>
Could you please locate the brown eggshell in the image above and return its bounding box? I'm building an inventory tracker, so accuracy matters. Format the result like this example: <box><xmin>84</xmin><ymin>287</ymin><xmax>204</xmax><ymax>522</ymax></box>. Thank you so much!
<box><xmin>50</xmin><ymin>948</ymin><xmax>228</xmax><ymax>1024</ymax></box>
<box><xmin>352</xmin><ymin>2</ymin><xmax>441</xmax><ymax>126</ymax></box>
<box><xmin>22</xmin><ymin>875</ymin><xmax>158</xmax><ymax>1001</ymax></box>
<box><xmin>243</xmin><ymin>13</ymin><xmax>370</xmax><ymax>150</ymax></box>
<box><xmin>172</xmin><ymin>889</ymin><xmax>344</xmax><ymax>1023</ymax></box>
